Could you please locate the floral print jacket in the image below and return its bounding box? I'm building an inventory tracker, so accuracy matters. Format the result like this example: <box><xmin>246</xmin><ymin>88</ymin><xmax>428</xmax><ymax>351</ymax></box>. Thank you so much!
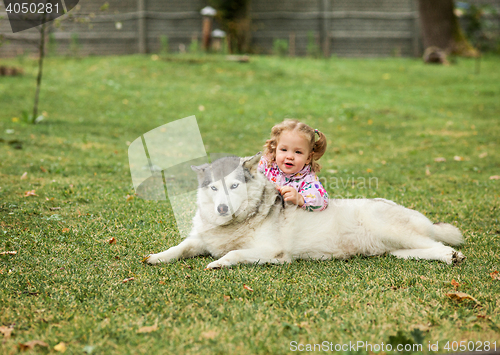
<box><xmin>257</xmin><ymin>156</ymin><xmax>329</xmax><ymax>212</ymax></box>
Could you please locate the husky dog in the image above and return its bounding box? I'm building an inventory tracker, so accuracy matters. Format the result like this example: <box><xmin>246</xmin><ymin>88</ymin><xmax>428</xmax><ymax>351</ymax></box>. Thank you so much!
<box><xmin>145</xmin><ymin>153</ymin><xmax>465</xmax><ymax>269</ymax></box>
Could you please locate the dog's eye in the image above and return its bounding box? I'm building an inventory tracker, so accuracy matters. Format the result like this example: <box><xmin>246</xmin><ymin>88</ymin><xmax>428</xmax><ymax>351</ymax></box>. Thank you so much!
<box><xmin>211</xmin><ymin>186</ymin><xmax>217</xmax><ymax>191</ymax></box>
<box><xmin>230</xmin><ymin>183</ymin><xmax>239</xmax><ymax>189</ymax></box>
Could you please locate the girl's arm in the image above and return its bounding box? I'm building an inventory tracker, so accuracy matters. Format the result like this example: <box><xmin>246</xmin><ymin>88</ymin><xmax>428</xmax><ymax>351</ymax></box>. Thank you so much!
<box><xmin>298</xmin><ymin>181</ymin><xmax>329</xmax><ymax>212</ymax></box>
<box><xmin>257</xmin><ymin>155</ymin><xmax>270</xmax><ymax>174</ymax></box>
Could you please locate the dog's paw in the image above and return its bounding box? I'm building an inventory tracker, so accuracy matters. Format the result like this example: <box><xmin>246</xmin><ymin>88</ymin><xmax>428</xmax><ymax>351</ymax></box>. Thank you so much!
<box><xmin>143</xmin><ymin>254</ymin><xmax>160</xmax><ymax>265</ymax></box>
<box><xmin>444</xmin><ymin>250</ymin><xmax>466</xmax><ymax>265</ymax></box>
<box><xmin>205</xmin><ymin>259</ymin><xmax>231</xmax><ymax>269</ymax></box>
<box><xmin>452</xmin><ymin>251</ymin><xmax>466</xmax><ymax>266</ymax></box>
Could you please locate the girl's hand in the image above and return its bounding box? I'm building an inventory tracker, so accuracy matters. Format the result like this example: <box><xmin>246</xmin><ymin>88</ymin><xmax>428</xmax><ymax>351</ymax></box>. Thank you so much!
<box><xmin>278</xmin><ymin>186</ymin><xmax>304</xmax><ymax>207</ymax></box>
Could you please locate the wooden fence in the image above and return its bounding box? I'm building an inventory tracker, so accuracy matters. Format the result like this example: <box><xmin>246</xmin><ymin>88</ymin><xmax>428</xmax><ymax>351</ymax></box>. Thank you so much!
<box><xmin>0</xmin><ymin>0</ymin><xmax>498</xmax><ymax>58</ymax></box>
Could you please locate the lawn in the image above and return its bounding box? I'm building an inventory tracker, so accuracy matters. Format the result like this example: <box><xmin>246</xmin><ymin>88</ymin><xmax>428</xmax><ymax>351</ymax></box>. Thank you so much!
<box><xmin>0</xmin><ymin>53</ymin><xmax>499</xmax><ymax>354</ymax></box>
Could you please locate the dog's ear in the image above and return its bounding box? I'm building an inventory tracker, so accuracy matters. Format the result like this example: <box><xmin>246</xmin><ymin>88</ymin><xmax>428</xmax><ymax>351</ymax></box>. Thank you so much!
<box><xmin>242</xmin><ymin>152</ymin><xmax>262</xmax><ymax>174</ymax></box>
<box><xmin>191</xmin><ymin>163</ymin><xmax>209</xmax><ymax>183</ymax></box>
<box><xmin>191</xmin><ymin>163</ymin><xmax>209</xmax><ymax>172</ymax></box>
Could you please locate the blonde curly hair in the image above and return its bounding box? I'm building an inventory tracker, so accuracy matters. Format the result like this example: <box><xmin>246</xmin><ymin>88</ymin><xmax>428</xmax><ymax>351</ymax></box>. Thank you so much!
<box><xmin>263</xmin><ymin>119</ymin><xmax>327</xmax><ymax>173</ymax></box>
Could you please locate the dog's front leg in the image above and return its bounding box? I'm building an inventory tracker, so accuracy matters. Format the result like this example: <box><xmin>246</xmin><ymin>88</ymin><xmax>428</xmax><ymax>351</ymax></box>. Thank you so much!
<box><xmin>206</xmin><ymin>247</ymin><xmax>289</xmax><ymax>269</ymax></box>
<box><xmin>145</xmin><ymin>237</ymin><xmax>207</xmax><ymax>265</ymax></box>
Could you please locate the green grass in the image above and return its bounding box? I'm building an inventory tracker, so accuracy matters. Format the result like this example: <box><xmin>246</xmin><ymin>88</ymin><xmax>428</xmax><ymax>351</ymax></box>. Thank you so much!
<box><xmin>0</xmin><ymin>53</ymin><xmax>499</xmax><ymax>354</ymax></box>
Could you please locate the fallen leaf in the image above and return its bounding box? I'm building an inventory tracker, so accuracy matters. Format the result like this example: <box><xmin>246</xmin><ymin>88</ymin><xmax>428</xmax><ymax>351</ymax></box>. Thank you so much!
<box><xmin>122</xmin><ymin>277</ymin><xmax>134</xmax><ymax>283</ymax></box>
<box><xmin>454</xmin><ymin>156</ymin><xmax>464</xmax><ymax>161</ymax></box>
<box><xmin>24</xmin><ymin>190</ymin><xmax>37</xmax><ymax>197</ymax></box>
<box><xmin>479</xmin><ymin>152</ymin><xmax>488</xmax><ymax>158</ymax></box>
<box><xmin>21</xmin><ymin>172</ymin><xmax>28</xmax><ymax>180</ymax></box>
<box><xmin>434</xmin><ymin>157</ymin><xmax>446</xmax><ymax>162</ymax></box>
<box><xmin>490</xmin><ymin>271</ymin><xmax>500</xmax><ymax>281</ymax></box>
<box><xmin>243</xmin><ymin>284</ymin><xmax>253</xmax><ymax>292</ymax></box>
<box><xmin>126</xmin><ymin>194</ymin><xmax>134</xmax><ymax>202</ymax></box>
<box><xmin>137</xmin><ymin>321</ymin><xmax>158</xmax><ymax>333</ymax></box>
<box><xmin>0</xmin><ymin>251</ymin><xmax>16</xmax><ymax>256</ymax></box>
<box><xmin>201</xmin><ymin>330</ymin><xmax>218</xmax><ymax>339</ymax></box>
<box><xmin>62</xmin><ymin>228</ymin><xmax>70</xmax><ymax>233</ymax></box>
<box><xmin>18</xmin><ymin>340</ymin><xmax>49</xmax><ymax>351</ymax></box>
<box><xmin>490</xmin><ymin>175</ymin><xmax>500</xmax><ymax>180</ymax></box>
<box><xmin>451</xmin><ymin>279</ymin><xmax>460</xmax><ymax>288</ymax></box>
<box><xmin>54</xmin><ymin>342</ymin><xmax>67</xmax><ymax>352</ymax></box>
<box><xmin>40</xmin><ymin>166</ymin><xmax>47</xmax><ymax>173</ymax></box>
<box><xmin>108</xmin><ymin>237</ymin><xmax>117</xmax><ymax>244</ymax></box>
<box><xmin>445</xmin><ymin>291</ymin><xmax>480</xmax><ymax>305</ymax></box>
<box><xmin>223</xmin><ymin>295</ymin><xmax>230</xmax><ymax>301</ymax></box>
<box><xmin>0</xmin><ymin>325</ymin><xmax>13</xmax><ymax>338</ymax></box>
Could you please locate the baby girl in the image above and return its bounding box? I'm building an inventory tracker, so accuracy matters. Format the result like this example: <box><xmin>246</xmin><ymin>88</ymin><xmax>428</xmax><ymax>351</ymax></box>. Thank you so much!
<box><xmin>258</xmin><ymin>119</ymin><xmax>329</xmax><ymax>211</ymax></box>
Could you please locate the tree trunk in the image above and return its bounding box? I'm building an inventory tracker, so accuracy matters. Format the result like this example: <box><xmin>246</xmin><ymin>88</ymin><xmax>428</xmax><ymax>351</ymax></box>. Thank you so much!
<box><xmin>418</xmin><ymin>0</ymin><xmax>477</xmax><ymax>56</ymax></box>
<box><xmin>33</xmin><ymin>21</ymin><xmax>46</xmax><ymax>121</ymax></box>
<box><xmin>418</xmin><ymin>0</ymin><xmax>454</xmax><ymax>50</ymax></box>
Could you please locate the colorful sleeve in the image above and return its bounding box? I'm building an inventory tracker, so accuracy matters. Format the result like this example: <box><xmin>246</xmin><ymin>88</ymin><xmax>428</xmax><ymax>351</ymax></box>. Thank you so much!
<box><xmin>298</xmin><ymin>177</ymin><xmax>329</xmax><ymax>212</ymax></box>
<box><xmin>257</xmin><ymin>156</ymin><xmax>269</xmax><ymax>175</ymax></box>
<box><xmin>257</xmin><ymin>156</ymin><xmax>280</xmax><ymax>185</ymax></box>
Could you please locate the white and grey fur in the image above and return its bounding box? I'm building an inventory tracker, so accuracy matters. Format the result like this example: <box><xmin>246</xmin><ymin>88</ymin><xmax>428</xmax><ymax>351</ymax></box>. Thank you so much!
<box><xmin>145</xmin><ymin>153</ymin><xmax>465</xmax><ymax>268</ymax></box>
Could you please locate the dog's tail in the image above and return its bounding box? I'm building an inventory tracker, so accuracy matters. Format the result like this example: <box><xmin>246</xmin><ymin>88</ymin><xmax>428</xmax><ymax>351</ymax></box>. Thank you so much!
<box><xmin>432</xmin><ymin>222</ymin><xmax>463</xmax><ymax>246</ymax></box>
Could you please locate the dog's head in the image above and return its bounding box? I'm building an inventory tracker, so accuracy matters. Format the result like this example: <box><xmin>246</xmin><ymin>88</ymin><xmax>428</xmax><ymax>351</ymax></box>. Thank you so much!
<box><xmin>191</xmin><ymin>152</ymin><xmax>262</xmax><ymax>225</ymax></box>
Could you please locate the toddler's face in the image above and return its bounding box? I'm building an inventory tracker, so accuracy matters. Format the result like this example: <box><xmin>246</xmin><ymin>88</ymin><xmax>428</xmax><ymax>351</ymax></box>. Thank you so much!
<box><xmin>275</xmin><ymin>131</ymin><xmax>311</xmax><ymax>175</ymax></box>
